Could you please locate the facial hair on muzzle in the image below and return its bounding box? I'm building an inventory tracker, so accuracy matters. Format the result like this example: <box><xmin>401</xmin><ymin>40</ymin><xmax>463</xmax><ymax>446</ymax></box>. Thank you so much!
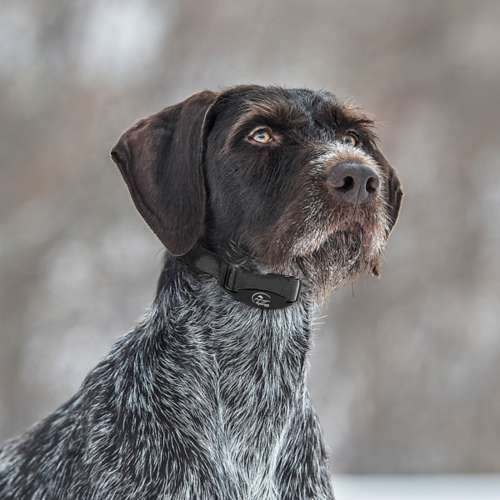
<box><xmin>295</xmin><ymin>224</ymin><xmax>369</xmax><ymax>295</ymax></box>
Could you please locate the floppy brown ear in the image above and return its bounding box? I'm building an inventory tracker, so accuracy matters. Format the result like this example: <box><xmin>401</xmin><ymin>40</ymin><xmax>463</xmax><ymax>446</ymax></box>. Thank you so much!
<box><xmin>111</xmin><ymin>91</ymin><xmax>218</xmax><ymax>255</ymax></box>
<box><xmin>373</xmin><ymin>147</ymin><xmax>403</xmax><ymax>237</ymax></box>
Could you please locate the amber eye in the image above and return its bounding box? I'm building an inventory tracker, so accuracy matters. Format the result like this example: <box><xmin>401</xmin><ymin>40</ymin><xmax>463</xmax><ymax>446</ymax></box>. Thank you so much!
<box><xmin>248</xmin><ymin>126</ymin><xmax>273</xmax><ymax>144</ymax></box>
<box><xmin>340</xmin><ymin>132</ymin><xmax>359</xmax><ymax>147</ymax></box>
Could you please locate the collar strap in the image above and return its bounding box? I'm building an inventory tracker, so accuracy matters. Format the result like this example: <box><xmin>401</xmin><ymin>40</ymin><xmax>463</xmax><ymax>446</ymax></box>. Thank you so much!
<box><xmin>180</xmin><ymin>245</ymin><xmax>301</xmax><ymax>310</ymax></box>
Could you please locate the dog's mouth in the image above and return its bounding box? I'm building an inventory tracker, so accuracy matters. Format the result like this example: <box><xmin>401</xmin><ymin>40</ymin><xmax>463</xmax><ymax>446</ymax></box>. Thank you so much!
<box><xmin>288</xmin><ymin>201</ymin><xmax>385</xmax><ymax>257</ymax></box>
<box><xmin>290</xmin><ymin>214</ymin><xmax>387</xmax><ymax>295</ymax></box>
<box><xmin>248</xmin><ymin>193</ymin><xmax>390</xmax><ymax>296</ymax></box>
<box><xmin>332</xmin><ymin>208</ymin><xmax>382</xmax><ymax>249</ymax></box>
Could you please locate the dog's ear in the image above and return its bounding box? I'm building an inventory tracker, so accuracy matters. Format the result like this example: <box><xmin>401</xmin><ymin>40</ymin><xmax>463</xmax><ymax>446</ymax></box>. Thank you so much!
<box><xmin>373</xmin><ymin>147</ymin><xmax>403</xmax><ymax>237</ymax></box>
<box><xmin>111</xmin><ymin>91</ymin><xmax>218</xmax><ymax>255</ymax></box>
<box><xmin>368</xmin><ymin>147</ymin><xmax>402</xmax><ymax>277</ymax></box>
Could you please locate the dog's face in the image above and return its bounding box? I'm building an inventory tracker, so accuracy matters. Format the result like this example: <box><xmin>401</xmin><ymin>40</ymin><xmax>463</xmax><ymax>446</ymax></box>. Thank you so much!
<box><xmin>112</xmin><ymin>86</ymin><xmax>402</xmax><ymax>295</ymax></box>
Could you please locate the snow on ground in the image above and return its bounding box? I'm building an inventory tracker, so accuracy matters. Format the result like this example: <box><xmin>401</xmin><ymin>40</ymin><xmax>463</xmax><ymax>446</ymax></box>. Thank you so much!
<box><xmin>334</xmin><ymin>475</ymin><xmax>500</xmax><ymax>500</ymax></box>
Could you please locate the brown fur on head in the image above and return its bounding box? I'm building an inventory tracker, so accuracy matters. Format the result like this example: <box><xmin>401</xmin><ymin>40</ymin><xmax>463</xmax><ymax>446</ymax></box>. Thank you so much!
<box><xmin>112</xmin><ymin>85</ymin><xmax>402</xmax><ymax>300</ymax></box>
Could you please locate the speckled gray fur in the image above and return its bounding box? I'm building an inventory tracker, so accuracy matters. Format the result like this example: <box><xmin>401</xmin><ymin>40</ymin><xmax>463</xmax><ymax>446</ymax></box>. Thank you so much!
<box><xmin>0</xmin><ymin>258</ymin><xmax>334</xmax><ymax>499</ymax></box>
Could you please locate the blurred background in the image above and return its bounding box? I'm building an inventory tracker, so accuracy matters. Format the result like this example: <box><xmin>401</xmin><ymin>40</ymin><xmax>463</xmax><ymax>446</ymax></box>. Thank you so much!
<box><xmin>1</xmin><ymin>0</ymin><xmax>500</xmax><ymax>495</ymax></box>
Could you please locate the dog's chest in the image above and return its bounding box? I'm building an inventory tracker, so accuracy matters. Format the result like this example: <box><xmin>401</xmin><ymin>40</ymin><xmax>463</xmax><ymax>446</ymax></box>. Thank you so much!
<box><xmin>202</xmin><ymin>314</ymin><xmax>308</xmax><ymax>498</ymax></box>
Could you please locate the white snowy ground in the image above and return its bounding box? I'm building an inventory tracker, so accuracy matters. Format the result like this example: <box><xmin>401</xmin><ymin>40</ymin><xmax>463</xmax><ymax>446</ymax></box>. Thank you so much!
<box><xmin>333</xmin><ymin>475</ymin><xmax>500</xmax><ymax>500</ymax></box>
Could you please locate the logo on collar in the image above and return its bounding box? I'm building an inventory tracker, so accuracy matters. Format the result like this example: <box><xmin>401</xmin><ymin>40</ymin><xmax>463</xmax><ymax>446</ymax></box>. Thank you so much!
<box><xmin>251</xmin><ymin>292</ymin><xmax>271</xmax><ymax>308</ymax></box>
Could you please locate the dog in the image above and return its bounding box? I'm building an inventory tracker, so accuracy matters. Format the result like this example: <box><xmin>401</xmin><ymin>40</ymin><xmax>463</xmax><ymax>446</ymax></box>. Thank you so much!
<box><xmin>0</xmin><ymin>85</ymin><xmax>402</xmax><ymax>499</ymax></box>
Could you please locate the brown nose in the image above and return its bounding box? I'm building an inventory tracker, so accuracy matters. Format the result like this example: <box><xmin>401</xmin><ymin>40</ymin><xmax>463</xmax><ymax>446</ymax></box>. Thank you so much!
<box><xmin>328</xmin><ymin>161</ymin><xmax>380</xmax><ymax>204</ymax></box>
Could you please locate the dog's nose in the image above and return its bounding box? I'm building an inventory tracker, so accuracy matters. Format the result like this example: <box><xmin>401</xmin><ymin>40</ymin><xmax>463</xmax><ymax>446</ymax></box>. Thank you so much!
<box><xmin>328</xmin><ymin>162</ymin><xmax>380</xmax><ymax>204</ymax></box>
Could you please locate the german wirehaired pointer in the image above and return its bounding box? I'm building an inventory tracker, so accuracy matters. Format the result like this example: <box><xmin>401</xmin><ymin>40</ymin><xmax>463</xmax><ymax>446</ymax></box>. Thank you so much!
<box><xmin>0</xmin><ymin>85</ymin><xmax>402</xmax><ymax>499</ymax></box>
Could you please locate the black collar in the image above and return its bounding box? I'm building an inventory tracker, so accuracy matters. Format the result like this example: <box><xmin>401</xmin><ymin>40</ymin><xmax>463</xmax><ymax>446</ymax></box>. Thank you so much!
<box><xmin>180</xmin><ymin>245</ymin><xmax>301</xmax><ymax>310</ymax></box>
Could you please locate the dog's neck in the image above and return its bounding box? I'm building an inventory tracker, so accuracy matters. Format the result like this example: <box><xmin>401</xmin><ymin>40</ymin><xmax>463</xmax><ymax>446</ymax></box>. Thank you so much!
<box><xmin>142</xmin><ymin>256</ymin><xmax>316</xmax><ymax>466</ymax></box>
<box><xmin>177</xmin><ymin>243</ymin><xmax>302</xmax><ymax>310</ymax></box>
<box><xmin>152</xmin><ymin>254</ymin><xmax>314</xmax><ymax>400</ymax></box>
<box><xmin>155</xmin><ymin>254</ymin><xmax>314</xmax><ymax>345</ymax></box>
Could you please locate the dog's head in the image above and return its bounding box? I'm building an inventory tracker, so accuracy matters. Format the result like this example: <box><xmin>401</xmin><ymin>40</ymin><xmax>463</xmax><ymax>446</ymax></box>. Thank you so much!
<box><xmin>112</xmin><ymin>85</ymin><xmax>402</xmax><ymax>295</ymax></box>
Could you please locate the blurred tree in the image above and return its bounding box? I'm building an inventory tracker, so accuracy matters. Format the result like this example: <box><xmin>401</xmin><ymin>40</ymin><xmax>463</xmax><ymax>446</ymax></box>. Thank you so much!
<box><xmin>1</xmin><ymin>0</ymin><xmax>500</xmax><ymax>473</ymax></box>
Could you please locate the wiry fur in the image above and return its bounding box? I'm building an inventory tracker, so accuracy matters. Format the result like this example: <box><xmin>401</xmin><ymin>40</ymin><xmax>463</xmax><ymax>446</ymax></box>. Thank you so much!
<box><xmin>0</xmin><ymin>85</ymin><xmax>402</xmax><ymax>499</ymax></box>
<box><xmin>0</xmin><ymin>261</ymin><xmax>333</xmax><ymax>499</ymax></box>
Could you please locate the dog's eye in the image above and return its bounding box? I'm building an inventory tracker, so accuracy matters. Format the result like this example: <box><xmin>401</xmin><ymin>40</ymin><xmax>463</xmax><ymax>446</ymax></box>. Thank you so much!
<box><xmin>340</xmin><ymin>132</ymin><xmax>359</xmax><ymax>147</ymax></box>
<box><xmin>248</xmin><ymin>127</ymin><xmax>273</xmax><ymax>145</ymax></box>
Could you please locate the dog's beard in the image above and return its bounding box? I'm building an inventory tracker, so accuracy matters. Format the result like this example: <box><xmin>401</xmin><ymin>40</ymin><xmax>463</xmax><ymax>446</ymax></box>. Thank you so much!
<box><xmin>253</xmin><ymin>204</ymin><xmax>388</xmax><ymax>300</ymax></box>
<box><xmin>292</xmin><ymin>225</ymin><xmax>371</xmax><ymax>297</ymax></box>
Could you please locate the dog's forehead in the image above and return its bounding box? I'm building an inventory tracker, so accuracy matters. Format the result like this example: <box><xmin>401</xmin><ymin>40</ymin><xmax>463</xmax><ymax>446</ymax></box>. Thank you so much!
<box><xmin>217</xmin><ymin>86</ymin><xmax>365</xmax><ymax>129</ymax></box>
